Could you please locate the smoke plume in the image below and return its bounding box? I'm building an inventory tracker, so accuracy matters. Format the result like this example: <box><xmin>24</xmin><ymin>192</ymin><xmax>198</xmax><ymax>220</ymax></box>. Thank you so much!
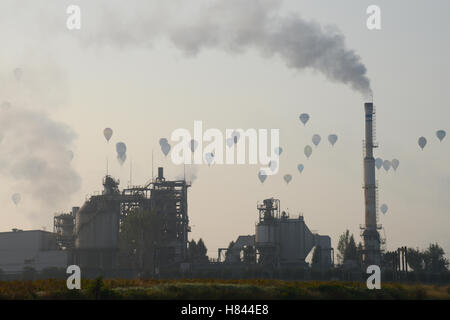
<box><xmin>76</xmin><ymin>0</ymin><xmax>372</xmax><ymax>96</ymax></box>
<box><xmin>0</xmin><ymin>65</ymin><xmax>81</xmax><ymax>221</ymax></box>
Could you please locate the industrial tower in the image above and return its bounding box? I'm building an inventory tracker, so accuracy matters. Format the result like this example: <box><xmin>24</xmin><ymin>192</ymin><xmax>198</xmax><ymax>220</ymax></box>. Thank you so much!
<box><xmin>362</xmin><ymin>102</ymin><xmax>381</xmax><ymax>266</ymax></box>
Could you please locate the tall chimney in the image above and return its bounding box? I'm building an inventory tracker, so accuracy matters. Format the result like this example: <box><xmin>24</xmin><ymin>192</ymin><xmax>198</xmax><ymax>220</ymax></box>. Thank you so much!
<box><xmin>362</xmin><ymin>102</ymin><xmax>381</xmax><ymax>266</ymax></box>
<box><xmin>157</xmin><ymin>167</ymin><xmax>164</xmax><ymax>181</ymax></box>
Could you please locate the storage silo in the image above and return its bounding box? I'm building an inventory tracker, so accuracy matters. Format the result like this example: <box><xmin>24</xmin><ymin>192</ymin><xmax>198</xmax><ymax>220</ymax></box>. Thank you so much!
<box><xmin>73</xmin><ymin>176</ymin><xmax>121</xmax><ymax>269</ymax></box>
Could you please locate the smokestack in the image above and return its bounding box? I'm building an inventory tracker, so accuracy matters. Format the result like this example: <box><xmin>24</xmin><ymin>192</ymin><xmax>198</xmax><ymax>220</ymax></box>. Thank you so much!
<box><xmin>158</xmin><ymin>167</ymin><xmax>164</xmax><ymax>181</ymax></box>
<box><xmin>362</xmin><ymin>102</ymin><xmax>381</xmax><ymax>266</ymax></box>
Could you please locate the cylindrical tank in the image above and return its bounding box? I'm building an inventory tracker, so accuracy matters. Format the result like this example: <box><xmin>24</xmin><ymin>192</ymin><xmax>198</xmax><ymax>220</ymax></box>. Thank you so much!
<box><xmin>255</xmin><ymin>224</ymin><xmax>276</xmax><ymax>246</ymax></box>
<box><xmin>74</xmin><ymin>196</ymin><xmax>120</xmax><ymax>249</ymax></box>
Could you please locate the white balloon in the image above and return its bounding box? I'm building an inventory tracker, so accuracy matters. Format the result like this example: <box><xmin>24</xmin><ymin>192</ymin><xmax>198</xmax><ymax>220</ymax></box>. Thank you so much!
<box><xmin>205</xmin><ymin>152</ymin><xmax>214</xmax><ymax>166</ymax></box>
<box><xmin>231</xmin><ymin>131</ymin><xmax>240</xmax><ymax>144</ymax></box>
<box><xmin>116</xmin><ymin>142</ymin><xmax>127</xmax><ymax>155</ymax></box>
<box><xmin>304</xmin><ymin>145</ymin><xmax>312</xmax><ymax>159</ymax></box>
<box><xmin>269</xmin><ymin>160</ymin><xmax>277</xmax><ymax>172</ymax></box>
<box><xmin>190</xmin><ymin>139</ymin><xmax>198</xmax><ymax>152</ymax></box>
<box><xmin>299</xmin><ymin>113</ymin><xmax>310</xmax><ymax>126</ymax></box>
<box><xmin>328</xmin><ymin>134</ymin><xmax>338</xmax><ymax>146</ymax></box>
<box><xmin>159</xmin><ymin>138</ymin><xmax>169</xmax><ymax>146</ymax></box>
<box><xmin>391</xmin><ymin>159</ymin><xmax>399</xmax><ymax>171</ymax></box>
<box><xmin>258</xmin><ymin>170</ymin><xmax>267</xmax><ymax>183</ymax></box>
<box><xmin>418</xmin><ymin>137</ymin><xmax>427</xmax><ymax>150</ymax></box>
<box><xmin>161</xmin><ymin>143</ymin><xmax>171</xmax><ymax>157</ymax></box>
<box><xmin>382</xmin><ymin>160</ymin><xmax>391</xmax><ymax>172</ymax></box>
<box><xmin>375</xmin><ymin>158</ymin><xmax>383</xmax><ymax>170</ymax></box>
<box><xmin>117</xmin><ymin>153</ymin><xmax>127</xmax><ymax>166</ymax></box>
<box><xmin>283</xmin><ymin>174</ymin><xmax>292</xmax><ymax>184</ymax></box>
<box><xmin>103</xmin><ymin>128</ymin><xmax>113</xmax><ymax>142</ymax></box>
<box><xmin>274</xmin><ymin>147</ymin><xmax>283</xmax><ymax>156</ymax></box>
<box><xmin>12</xmin><ymin>193</ymin><xmax>21</xmax><ymax>205</ymax></box>
<box><xmin>312</xmin><ymin>134</ymin><xmax>321</xmax><ymax>147</ymax></box>
<box><xmin>436</xmin><ymin>130</ymin><xmax>446</xmax><ymax>142</ymax></box>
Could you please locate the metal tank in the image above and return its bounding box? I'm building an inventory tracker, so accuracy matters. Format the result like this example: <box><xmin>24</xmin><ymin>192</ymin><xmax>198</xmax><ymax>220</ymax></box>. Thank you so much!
<box><xmin>278</xmin><ymin>216</ymin><xmax>315</xmax><ymax>264</ymax></box>
<box><xmin>73</xmin><ymin>176</ymin><xmax>121</xmax><ymax>269</ymax></box>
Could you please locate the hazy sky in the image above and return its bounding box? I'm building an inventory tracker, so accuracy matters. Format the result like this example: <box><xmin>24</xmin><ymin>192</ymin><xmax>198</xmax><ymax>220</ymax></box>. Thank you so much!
<box><xmin>0</xmin><ymin>0</ymin><xmax>449</xmax><ymax>260</ymax></box>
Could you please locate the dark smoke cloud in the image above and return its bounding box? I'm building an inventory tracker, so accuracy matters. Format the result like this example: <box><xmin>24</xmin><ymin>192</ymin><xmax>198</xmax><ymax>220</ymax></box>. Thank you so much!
<box><xmin>74</xmin><ymin>0</ymin><xmax>372</xmax><ymax>96</ymax></box>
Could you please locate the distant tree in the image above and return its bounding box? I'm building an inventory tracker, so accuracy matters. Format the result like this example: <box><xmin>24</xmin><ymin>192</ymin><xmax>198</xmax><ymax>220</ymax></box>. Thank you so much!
<box><xmin>423</xmin><ymin>243</ymin><xmax>449</xmax><ymax>273</ymax></box>
<box><xmin>188</xmin><ymin>238</ymin><xmax>209</xmax><ymax>263</ymax></box>
<box><xmin>407</xmin><ymin>247</ymin><xmax>424</xmax><ymax>272</ymax></box>
<box><xmin>345</xmin><ymin>235</ymin><xmax>357</xmax><ymax>262</ymax></box>
<box><xmin>224</xmin><ymin>241</ymin><xmax>235</xmax><ymax>260</ymax></box>
<box><xmin>119</xmin><ymin>208</ymin><xmax>163</xmax><ymax>271</ymax></box>
<box><xmin>337</xmin><ymin>230</ymin><xmax>357</xmax><ymax>264</ymax></box>
<box><xmin>188</xmin><ymin>240</ymin><xmax>198</xmax><ymax>261</ymax></box>
<box><xmin>196</xmin><ymin>239</ymin><xmax>208</xmax><ymax>262</ymax></box>
<box><xmin>356</xmin><ymin>242</ymin><xmax>364</xmax><ymax>267</ymax></box>
<box><xmin>382</xmin><ymin>251</ymin><xmax>396</xmax><ymax>270</ymax></box>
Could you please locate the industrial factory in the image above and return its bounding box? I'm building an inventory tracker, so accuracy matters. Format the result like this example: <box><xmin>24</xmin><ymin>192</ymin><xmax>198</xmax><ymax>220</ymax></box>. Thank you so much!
<box><xmin>0</xmin><ymin>102</ymin><xmax>383</xmax><ymax>279</ymax></box>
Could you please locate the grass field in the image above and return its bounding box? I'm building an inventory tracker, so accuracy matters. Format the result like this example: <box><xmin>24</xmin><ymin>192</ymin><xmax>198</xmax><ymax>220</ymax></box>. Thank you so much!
<box><xmin>0</xmin><ymin>278</ymin><xmax>449</xmax><ymax>300</ymax></box>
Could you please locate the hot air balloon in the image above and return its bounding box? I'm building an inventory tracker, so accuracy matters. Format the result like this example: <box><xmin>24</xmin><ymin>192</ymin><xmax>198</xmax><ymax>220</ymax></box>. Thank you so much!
<box><xmin>436</xmin><ymin>130</ymin><xmax>446</xmax><ymax>142</ymax></box>
<box><xmin>205</xmin><ymin>152</ymin><xmax>214</xmax><ymax>166</ymax></box>
<box><xmin>382</xmin><ymin>160</ymin><xmax>391</xmax><ymax>172</ymax></box>
<box><xmin>258</xmin><ymin>170</ymin><xmax>267</xmax><ymax>183</ymax></box>
<box><xmin>283</xmin><ymin>174</ymin><xmax>292</xmax><ymax>184</ymax></box>
<box><xmin>12</xmin><ymin>193</ymin><xmax>21</xmax><ymax>205</ymax></box>
<box><xmin>116</xmin><ymin>142</ymin><xmax>127</xmax><ymax>155</ymax></box>
<box><xmin>116</xmin><ymin>142</ymin><xmax>127</xmax><ymax>165</ymax></box>
<box><xmin>274</xmin><ymin>147</ymin><xmax>283</xmax><ymax>156</ymax></box>
<box><xmin>117</xmin><ymin>153</ymin><xmax>127</xmax><ymax>165</ymax></box>
<box><xmin>190</xmin><ymin>139</ymin><xmax>198</xmax><ymax>153</ymax></box>
<box><xmin>161</xmin><ymin>143</ymin><xmax>171</xmax><ymax>156</ymax></box>
<box><xmin>159</xmin><ymin>138</ymin><xmax>168</xmax><ymax>146</ymax></box>
<box><xmin>380</xmin><ymin>204</ymin><xmax>388</xmax><ymax>215</ymax></box>
<box><xmin>297</xmin><ymin>164</ymin><xmax>304</xmax><ymax>174</ymax></box>
<box><xmin>391</xmin><ymin>159</ymin><xmax>399</xmax><ymax>171</ymax></box>
<box><xmin>231</xmin><ymin>131</ymin><xmax>240</xmax><ymax>144</ymax></box>
<box><xmin>304</xmin><ymin>145</ymin><xmax>312</xmax><ymax>159</ymax></box>
<box><xmin>418</xmin><ymin>137</ymin><xmax>427</xmax><ymax>150</ymax></box>
<box><xmin>312</xmin><ymin>134</ymin><xmax>321</xmax><ymax>147</ymax></box>
<box><xmin>269</xmin><ymin>160</ymin><xmax>277</xmax><ymax>172</ymax></box>
<box><xmin>375</xmin><ymin>158</ymin><xmax>383</xmax><ymax>170</ymax></box>
<box><xmin>103</xmin><ymin>128</ymin><xmax>113</xmax><ymax>142</ymax></box>
<box><xmin>299</xmin><ymin>113</ymin><xmax>310</xmax><ymax>126</ymax></box>
<box><xmin>328</xmin><ymin>134</ymin><xmax>338</xmax><ymax>146</ymax></box>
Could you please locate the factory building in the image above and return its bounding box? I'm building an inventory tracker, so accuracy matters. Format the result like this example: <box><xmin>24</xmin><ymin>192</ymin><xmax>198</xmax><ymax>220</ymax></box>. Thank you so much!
<box><xmin>220</xmin><ymin>198</ymin><xmax>333</xmax><ymax>269</ymax></box>
<box><xmin>71</xmin><ymin>167</ymin><xmax>190</xmax><ymax>272</ymax></box>
<box><xmin>0</xmin><ymin>230</ymin><xmax>69</xmax><ymax>274</ymax></box>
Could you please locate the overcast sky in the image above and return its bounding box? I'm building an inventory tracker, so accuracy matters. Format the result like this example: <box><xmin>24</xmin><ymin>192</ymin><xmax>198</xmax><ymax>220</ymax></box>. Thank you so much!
<box><xmin>0</xmin><ymin>0</ymin><xmax>449</xmax><ymax>259</ymax></box>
